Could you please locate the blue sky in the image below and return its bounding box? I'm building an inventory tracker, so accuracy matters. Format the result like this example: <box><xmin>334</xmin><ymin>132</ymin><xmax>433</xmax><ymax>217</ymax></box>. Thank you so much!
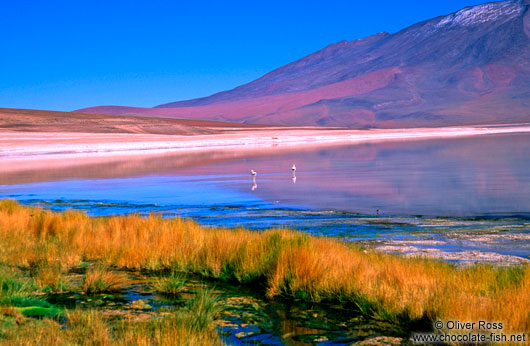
<box><xmin>0</xmin><ymin>0</ymin><xmax>489</xmax><ymax>111</ymax></box>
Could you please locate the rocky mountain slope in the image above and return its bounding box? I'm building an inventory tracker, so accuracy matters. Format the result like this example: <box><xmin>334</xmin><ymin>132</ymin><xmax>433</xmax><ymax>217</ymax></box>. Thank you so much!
<box><xmin>79</xmin><ymin>0</ymin><xmax>530</xmax><ymax>128</ymax></box>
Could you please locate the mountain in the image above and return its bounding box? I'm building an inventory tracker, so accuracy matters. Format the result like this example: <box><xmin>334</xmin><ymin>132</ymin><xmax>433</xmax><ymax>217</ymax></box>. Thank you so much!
<box><xmin>79</xmin><ymin>0</ymin><xmax>530</xmax><ymax>128</ymax></box>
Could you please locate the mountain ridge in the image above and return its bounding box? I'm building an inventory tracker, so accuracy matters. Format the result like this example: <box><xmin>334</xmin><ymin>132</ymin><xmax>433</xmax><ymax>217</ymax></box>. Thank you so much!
<box><xmin>79</xmin><ymin>0</ymin><xmax>530</xmax><ymax>128</ymax></box>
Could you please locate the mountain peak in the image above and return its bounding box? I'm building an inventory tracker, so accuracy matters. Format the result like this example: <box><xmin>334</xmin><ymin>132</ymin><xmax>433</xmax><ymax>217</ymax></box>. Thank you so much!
<box><xmin>80</xmin><ymin>0</ymin><xmax>530</xmax><ymax>129</ymax></box>
<box><xmin>436</xmin><ymin>0</ymin><xmax>524</xmax><ymax>28</ymax></box>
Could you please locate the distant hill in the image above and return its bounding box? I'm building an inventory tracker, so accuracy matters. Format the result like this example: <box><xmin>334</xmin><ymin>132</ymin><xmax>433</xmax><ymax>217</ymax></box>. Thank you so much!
<box><xmin>79</xmin><ymin>0</ymin><xmax>530</xmax><ymax>128</ymax></box>
<box><xmin>0</xmin><ymin>108</ymin><xmax>258</xmax><ymax>135</ymax></box>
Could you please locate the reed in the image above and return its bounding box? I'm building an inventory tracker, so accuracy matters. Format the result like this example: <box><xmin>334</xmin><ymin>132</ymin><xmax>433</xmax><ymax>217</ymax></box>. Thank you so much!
<box><xmin>0</xmin><ymin>200</ymin><xmax>529</xmax><ymax>337</ymax></box>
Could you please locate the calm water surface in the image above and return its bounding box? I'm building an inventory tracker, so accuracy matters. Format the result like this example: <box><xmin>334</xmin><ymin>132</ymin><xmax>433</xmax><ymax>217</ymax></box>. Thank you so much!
<box><xmin>2</xmin><ymin>133</ymin><xmax>530</xmax><ymax>259</ymax></box>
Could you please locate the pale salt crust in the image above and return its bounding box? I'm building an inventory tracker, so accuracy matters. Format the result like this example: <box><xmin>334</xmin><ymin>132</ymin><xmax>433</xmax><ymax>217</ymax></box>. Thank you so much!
<box><xmin>1</xmin><ymin>124</ymin><xmax>530</xmax><ymax>164</ymax></box>
<box><xmin>377</xmin><ymin>245</ymin><xmax>530</xmax><ymax>265</ymax></box>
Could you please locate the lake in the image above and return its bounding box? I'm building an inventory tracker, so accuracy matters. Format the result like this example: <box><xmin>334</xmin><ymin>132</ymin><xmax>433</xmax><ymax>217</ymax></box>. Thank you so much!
<box><xmin>2</xmin><ymin>133</ymin><xmax>530</xmax><ymax>262</ymax></box>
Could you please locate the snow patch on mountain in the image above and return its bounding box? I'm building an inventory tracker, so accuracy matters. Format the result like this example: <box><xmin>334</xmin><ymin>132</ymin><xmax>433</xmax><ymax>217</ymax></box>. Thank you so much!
<box><xmin>436</xmin><ymin>1</ymin><xmax>522</xmax><ymax>28</ymax></box>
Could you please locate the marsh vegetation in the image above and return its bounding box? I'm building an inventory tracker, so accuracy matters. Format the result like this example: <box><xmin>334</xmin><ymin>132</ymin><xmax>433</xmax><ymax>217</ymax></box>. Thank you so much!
<box><xmin>0</xmin><ymin>200</ymin><xmax>528</xmax><ymax>344</ymax></box>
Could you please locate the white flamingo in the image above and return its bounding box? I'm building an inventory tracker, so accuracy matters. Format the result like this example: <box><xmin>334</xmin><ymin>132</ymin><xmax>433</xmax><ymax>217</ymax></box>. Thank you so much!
<box><xmin>250</xmin><ymin>170</ymin><xmax>258</xmax><ymax>190</ymax></box>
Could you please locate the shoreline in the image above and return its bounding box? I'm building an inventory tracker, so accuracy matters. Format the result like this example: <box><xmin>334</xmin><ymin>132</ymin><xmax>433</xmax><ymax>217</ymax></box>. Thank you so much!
<box><xmin>2</xmin><ymin>124</ymin><xmax>530</xmax><ymax>163</ymax></box>
<box><xmin>1</xmin><ymin>200</ymin><xmax>529</xmax><ymax>341</ymax></box>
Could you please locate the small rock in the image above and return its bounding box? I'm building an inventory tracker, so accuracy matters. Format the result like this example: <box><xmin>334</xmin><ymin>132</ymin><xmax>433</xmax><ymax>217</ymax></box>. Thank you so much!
<box><xmin>234</xmin><ymin>331</ymin><xmax>255</xmax><ymax>339</ymax></box>
<box><xmin>130</xmin><ymin>299</ymin><xmax>152</xmax><ymax>310</ymax></box>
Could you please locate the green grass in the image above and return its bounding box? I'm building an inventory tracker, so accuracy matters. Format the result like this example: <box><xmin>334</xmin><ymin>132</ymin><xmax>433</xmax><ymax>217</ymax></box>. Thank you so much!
<box><xmin>0</xmin><ymin>260</ymin><xmax>222</xmax><ymax>345</ymax></box>
<box><xmin>0</xmin><ymin>268</ymin><xmax>38</xmax><ymax>306</ymax></box>
<box><xmin>185</xmin><ymin>289</ymin><xmax>220</xmax><ymax>332</ymax></box>
<box><xmin>0</xmin><ymin>289</ymin><xmax>222</xmax><ymax>346</ymax></box>
<box><xmin>16</xmin><ymin>306</ymin><xmax>62</xmax><ymax>318</ymax></box>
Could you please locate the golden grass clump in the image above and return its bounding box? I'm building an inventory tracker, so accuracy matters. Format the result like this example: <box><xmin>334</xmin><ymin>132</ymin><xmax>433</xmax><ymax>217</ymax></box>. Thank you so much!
<box><xmin>65</xmin><ymin>309</ymin><xmax>111</xmax><ymax>345</ymax></box>
<box><xmin>153</xmin><ymin>272</ymin><xmax>186</xmax><ymax>295</ymax></box>
<box><xmin>81</xmin><ymin>267</ymin><xmax>128</xmax><ymax>294</ymax></box>
<box><xmin>0</xmin><ymin>200</ymin><xmax>529</xmax><ymax>337</ymax></box>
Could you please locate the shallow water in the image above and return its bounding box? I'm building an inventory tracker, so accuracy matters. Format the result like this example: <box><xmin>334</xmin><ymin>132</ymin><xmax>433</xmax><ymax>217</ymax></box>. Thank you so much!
<box><xmin>1</xmin><ymin>133</ymin><xmax>530</xmax><ymax>261</ymax></box>
<box><xmin>46</xmin><ymin>272</ymin><xmax>406</xmax><ymax>345</ymax></box>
